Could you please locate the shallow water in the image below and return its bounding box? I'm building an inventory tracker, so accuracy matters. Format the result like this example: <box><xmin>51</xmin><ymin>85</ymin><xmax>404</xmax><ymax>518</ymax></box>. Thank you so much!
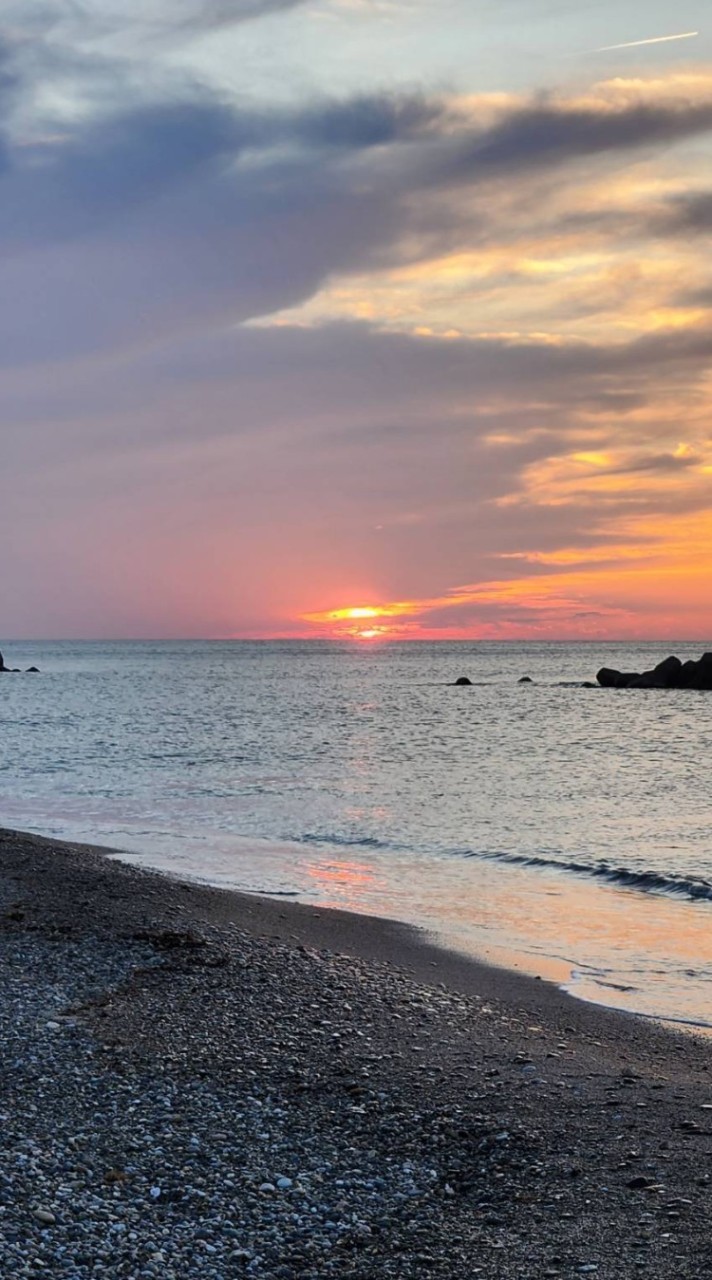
<box><xmin>1</xmin><ymin>639</ymin><xmax>711</xmax><ymax>1027</ymax></box>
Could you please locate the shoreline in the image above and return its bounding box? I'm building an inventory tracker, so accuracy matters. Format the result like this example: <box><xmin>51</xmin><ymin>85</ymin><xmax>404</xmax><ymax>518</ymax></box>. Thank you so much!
<box><xmin>1</xmin><ymin>825</ymin><xmax>711</xmax><ymax>1277</ymax></box>
<box><xmin>14</xmin><ymin>814</ymin><xmax>712</xmax><ymax>1030</ymax></box>
<box><xmin>6</xmin><ymin>823</ymin><xmax>706</xmax><ymax>1055</ymax></box>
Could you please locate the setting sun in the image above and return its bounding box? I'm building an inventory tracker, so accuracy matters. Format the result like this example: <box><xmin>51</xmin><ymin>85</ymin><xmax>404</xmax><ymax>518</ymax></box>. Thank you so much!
<box><xmin>356</xmin><ymin>627</ymin><xmax>389</xmax><ymax>640</ymax></box>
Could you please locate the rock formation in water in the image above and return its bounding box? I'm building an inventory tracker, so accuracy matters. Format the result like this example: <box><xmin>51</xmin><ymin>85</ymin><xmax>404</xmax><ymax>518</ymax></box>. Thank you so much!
<box><xmin>0</xmin><ymin>651</ymin><xmax>35</xmax><ymax>673</ymax></box>
<box><xmin>597</xmin><ymin>653</ymin><xmax>712</xmax><ymax>690</ymax></box>
<box><xmin>453</xmin><ymin>677</ymin><xmax>473</xmax><ymax>686</ymax></box>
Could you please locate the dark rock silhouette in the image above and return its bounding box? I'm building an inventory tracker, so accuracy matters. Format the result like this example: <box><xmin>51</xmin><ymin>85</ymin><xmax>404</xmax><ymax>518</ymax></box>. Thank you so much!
<box><xmin>0</xmin><ymin>651</ymin><xmax>30</xmax><ymax>673</ymax></box>
<box><xmin>25</xmin><ymin>666</ymin><xmax>40</xmax><ymax>673</ymax></box>
<box><xmin>454</xmin><ymin>677</ymin><xmax>473</xmax><ymax>686</ymax></box>
<box><xmin>597</xmin><ymin>653</ymin><xmax>712</xmax><ymax>691</ymax></box>
<box><xmin>518</xmin><ymin>676</ymin><xmax>533</xmax><ymax>684</ymax></box>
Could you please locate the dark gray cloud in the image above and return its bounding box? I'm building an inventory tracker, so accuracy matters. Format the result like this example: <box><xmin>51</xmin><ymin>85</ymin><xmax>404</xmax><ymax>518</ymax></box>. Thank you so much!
<box><xmin>294</xmin><ymin>94</ymin><xmax>443</xmax><ymax>150</ymax></box>
<box><xmin>0</xmin><ymin>68</ymin><xmax>709</xmax><ymax>369</ymax></box>
<box><xmin>658</xmin><ymin>190</ymin><xmax>712</xmax><ymax>233</ymax></box>
<box><xmin>417</xmin><ymin>96</ymin><xmax>712</xmax><ymax>185</ymax></box>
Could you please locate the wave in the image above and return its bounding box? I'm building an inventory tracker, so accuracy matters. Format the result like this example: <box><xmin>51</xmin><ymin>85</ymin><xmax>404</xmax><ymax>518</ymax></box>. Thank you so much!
<box><xmin>294</xmin><ymin>833</ymin><xmax>712</xmax><ymax>905</ymax></box>
<box><xmin>298</xmin><ymin>832</ymin><xmax>395</xmax><ymax>852</ymax></box>
<box><xmin>466</xmin><ymin>849</ymin><xmax>712</xmax><ymax>903</ymax></box>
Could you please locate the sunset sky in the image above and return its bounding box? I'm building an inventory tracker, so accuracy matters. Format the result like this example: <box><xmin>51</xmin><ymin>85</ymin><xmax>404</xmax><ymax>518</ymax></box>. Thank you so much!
<box><xmin>2</xmin><ymin>0</ymin><xmax>712</xmax><ymax>640</ymax></box>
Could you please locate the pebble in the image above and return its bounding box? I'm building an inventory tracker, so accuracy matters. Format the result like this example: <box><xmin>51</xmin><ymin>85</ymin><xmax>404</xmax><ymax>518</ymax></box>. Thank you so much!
<box><xmin>32</xmin><ymin>1210</ymin><xmax>56</xmax><ymax>1226</ymax></box>
<box><xmin>0</xmin><ymin>832</ymin><xmax>707</xmax><ymax>1280</ymax></box>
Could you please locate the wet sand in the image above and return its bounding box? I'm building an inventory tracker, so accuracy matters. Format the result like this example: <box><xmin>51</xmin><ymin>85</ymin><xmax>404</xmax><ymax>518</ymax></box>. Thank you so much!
<box><xmin>0</xmin><ymin>826</ymin><xmax>711</xmax><ymax>1278</ymax></box>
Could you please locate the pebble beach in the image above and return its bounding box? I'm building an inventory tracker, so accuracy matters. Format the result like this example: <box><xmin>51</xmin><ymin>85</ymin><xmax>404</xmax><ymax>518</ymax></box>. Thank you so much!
<box><xmin>1</xmin><ymin>826</ymin><xmax>711</xmax><ymax>1279</ymax></box>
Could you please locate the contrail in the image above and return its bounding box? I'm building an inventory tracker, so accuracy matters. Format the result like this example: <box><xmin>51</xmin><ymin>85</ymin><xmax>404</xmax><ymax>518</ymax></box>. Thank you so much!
<box><xmin>596</xmin><ymin>31</ymin><xmax>699</xmax><ymax>52</ymax></box>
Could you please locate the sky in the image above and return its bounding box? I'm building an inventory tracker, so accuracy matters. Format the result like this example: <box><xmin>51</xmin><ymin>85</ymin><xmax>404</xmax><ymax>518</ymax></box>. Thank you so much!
<box><xmin>2</xmin><ymin>0</ymin><xmax>712</xmax><ymax>641</ymax></box>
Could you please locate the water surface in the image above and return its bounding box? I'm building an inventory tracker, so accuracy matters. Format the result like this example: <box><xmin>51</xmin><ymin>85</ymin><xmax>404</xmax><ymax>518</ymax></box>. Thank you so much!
<box><xmin>1</xmin><ymin>639</ymin><xmax>711</xmax><ymax>1028</ymax></box>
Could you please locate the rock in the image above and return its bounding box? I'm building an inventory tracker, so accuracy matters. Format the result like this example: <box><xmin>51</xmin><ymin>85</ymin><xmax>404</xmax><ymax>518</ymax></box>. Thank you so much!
<box><xmin>677</xmin><ymin>659</ymin><xmax>701</xmax><ymax>687</ymax></box>
<box><xmin>26</xmin><ymin>666</ymin><xmax>40</xmax><ymax>673</ymax></box>
<box><xmin>596</xmin><ymin>668</ymin><xmax>637</xmax><ymax>689</ymax></box>
<box><xmin>33</xmin><ymin>1208</ymin><xmax>56</xmax><ymax>1225</ymax></box>
<box><xmin>453</xmin><ymin>677</ymin><xmax>472</xmax><ymax>686</ymax></box>
<box><xmin>597</xmin><ymin>653</ymin><xmax>712</xmax><ymax>691</ymax></box>
<box><xmin>518</xmin><ymin>676</ymin><xmax>533</xmax><ymax>684</ymax></box>
<box><xmin>628</xmin><ymin>656</ymin><xmax>682</xmax><ymax>689</ymax></box>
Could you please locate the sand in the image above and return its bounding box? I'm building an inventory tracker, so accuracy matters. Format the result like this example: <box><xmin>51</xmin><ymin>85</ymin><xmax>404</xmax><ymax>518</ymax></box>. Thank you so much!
<box><xmin>0</xmin><ymin>825</ymin><xmax>710</xmax><ymax>1278</ymax></box>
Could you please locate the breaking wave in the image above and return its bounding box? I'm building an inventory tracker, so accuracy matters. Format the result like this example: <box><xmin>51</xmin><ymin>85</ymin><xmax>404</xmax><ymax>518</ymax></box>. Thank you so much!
<box><xmin>465</xmin><ymin>849</ymin><xmax>712</xmax><ymax>903</ymax></box>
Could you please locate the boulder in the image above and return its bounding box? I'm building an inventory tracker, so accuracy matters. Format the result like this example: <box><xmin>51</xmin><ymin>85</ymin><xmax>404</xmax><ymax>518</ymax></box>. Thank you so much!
<box><xmin>597</xmin><ymin>653</ymin><xmax>712</xmax><ymax>691</ymax></box>
<box><xmin>692</xmin><ymin>659</ymin><xmax>712</xmax><ymax>690</ymax></box>
<box><xmin>676</xmin><ymin>659</ymin><xmax>700</xmax><ymax>688</ymax></box>
<box><xmin>596</xmin><ymin>668</ymin><xmax>638</xmax><ymax>688</ymax></box>
<box><xmin>25</xmin><ymin>666</ymin><xmax>40</xmax><ymax>673</ymax></box>
<box><xmin>454</xmin><ymin>676</ymin><xmax>473</xmax><ymax>686</ymax></box>
<box><xmin>518</xmin><ymin>676</ymin><xmax>533</xmax><ymax>684</ymax></box>
<box><xmin>628</xmin><ymin>656</ymin><xmax>682</xmax><ymax>689</ymax></box>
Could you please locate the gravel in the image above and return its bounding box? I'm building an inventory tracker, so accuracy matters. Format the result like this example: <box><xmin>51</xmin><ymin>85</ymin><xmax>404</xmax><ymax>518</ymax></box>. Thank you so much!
<box><xmin>0</xmin><ymin>827</ymin><xmax>711</xmax><ymax>1278</ymax></box>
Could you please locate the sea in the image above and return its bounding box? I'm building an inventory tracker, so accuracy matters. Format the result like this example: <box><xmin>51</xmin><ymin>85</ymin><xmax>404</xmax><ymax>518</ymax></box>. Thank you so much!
<box><xmin>1</xmin><ymin>639</ymin><xmax>711</xmax><ymax>1031</ymax></box>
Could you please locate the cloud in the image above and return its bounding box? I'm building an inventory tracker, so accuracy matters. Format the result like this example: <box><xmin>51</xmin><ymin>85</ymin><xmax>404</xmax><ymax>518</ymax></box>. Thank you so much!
<box><xmin>2</xmin><ymin>0</ymin><xmax>309</xmax><ymax>44</ymax></box>
<box><xmin>424</xmin><ymin>83</ymin><xmax>712</xmax><ymax>183</ymax></box>
<box><xmin>0</xmin><ymin>65</ymin><xmax>711</xmax><ymax>369</ymax></box>
<box><xmin>658</xmin><ymin>190</ymin><xmax>712</xmax><ymax>233</ymax></box>
<box><xmin>2</xmin><ymin>313</ymin><xmax>711</xmax><ymax>637</ymax></box>
<box><xmin>0</xmin><ymin>31</ymin><xmax>710</xmax><ymax>636</ymax></box>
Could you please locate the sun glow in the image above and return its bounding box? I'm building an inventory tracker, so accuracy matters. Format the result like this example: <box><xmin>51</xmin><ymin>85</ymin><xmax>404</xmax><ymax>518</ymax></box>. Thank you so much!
<box><xmin>305</xmin><ymin>602</ymin><xmax>420</xmax><ymax>625</ymax></box>
<box><xmin>302</xmin><ymin>601</ymin><xmax>424</xmax><ymax>641</ymax></box>
<box><xmin>332</xmin><ymin>607</ymin><xmax>382</xmax><ymax>620</ymax></box>
<box><xmin>356</xmin><ymin>628</ymin><xmax>388</xmax><ymax>641</ymax></box>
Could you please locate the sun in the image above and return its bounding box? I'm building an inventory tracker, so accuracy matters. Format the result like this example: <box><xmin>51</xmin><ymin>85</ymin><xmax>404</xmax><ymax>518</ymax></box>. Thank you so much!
<box><xmin>356</xmin><ymin>627</ymin><xmax>387</xmax><ymax>641</ymax></box>
<box><xmin>301</xmin><ymin>600</ymin><xmax>419</xmax><ymax>640</ymax></box>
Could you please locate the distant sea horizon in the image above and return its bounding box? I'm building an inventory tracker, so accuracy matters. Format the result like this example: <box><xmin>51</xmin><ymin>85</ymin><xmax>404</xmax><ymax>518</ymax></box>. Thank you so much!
<box><xmin>5</xmin><ymin>635</ymin><xmax>712</xmax><ymax>642</ymax></box>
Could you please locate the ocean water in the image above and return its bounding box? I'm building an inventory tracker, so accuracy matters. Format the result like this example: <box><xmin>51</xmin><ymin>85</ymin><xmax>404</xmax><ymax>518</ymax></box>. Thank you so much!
<box><xmin>1</xmin><ymin>639</ymin><xmax>712</xmax><ymax>1029</ymax></box>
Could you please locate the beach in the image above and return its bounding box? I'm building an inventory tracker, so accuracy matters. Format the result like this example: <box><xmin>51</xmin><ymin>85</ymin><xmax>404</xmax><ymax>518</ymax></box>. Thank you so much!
<box><xmin>0</xmin><ymin>827</ymin><xmax>710</xmax><ymax>1278</ymax></box>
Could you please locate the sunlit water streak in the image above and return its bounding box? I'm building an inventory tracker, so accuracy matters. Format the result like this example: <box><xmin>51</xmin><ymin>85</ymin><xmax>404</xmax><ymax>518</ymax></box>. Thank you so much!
<box><xmin>1</xmin><ymin>639</ymin><xmax>711</xmax><ymax>1029</ymax></box>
